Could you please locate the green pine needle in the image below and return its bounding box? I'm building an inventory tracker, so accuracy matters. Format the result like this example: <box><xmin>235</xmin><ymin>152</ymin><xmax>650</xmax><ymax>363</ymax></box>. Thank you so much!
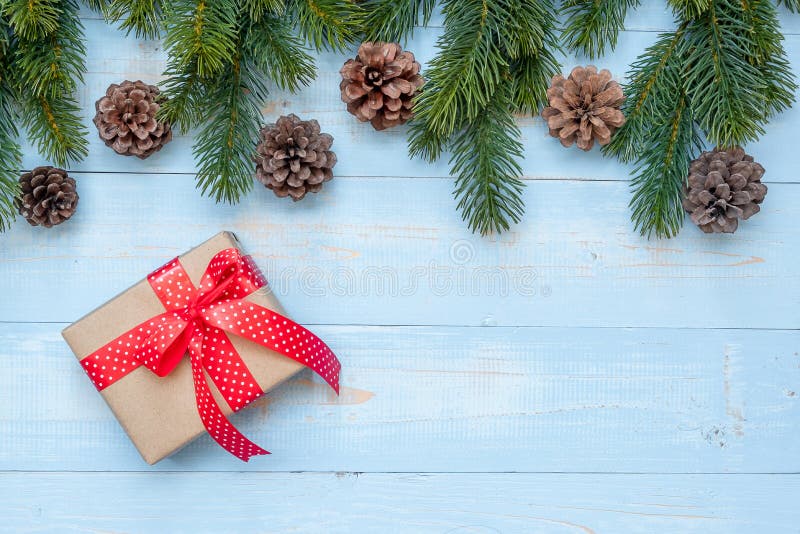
<box><xmin>162</xmin><ymin>0</ymin><xmax>238</xmax><ymax>79</ymax></box>
<box><xmin>362</xmin><ymin>0</ymin><xmax>435</xmax><ymax>43</ymax></box>
<box><xmin>3</xmin><ymin>0</ymin><xmax>62</xmax><ymax>40</ymax></box>
<box><xmin>192</xmin><ymin>61</ymin><xmax>263</xmax><ymax>204</ymax></box>
<box><xmin>243</xmin><ymin>0</ymin><xmax>285</xmax><ymax>21</ymax></box>
<box><xmin>22</xmin><ymin>93</ymin><xmax>89</xmax><ymax>165</ymax></box>
<box><xmin>408</xmin><ymin>0</ymin><xmax>515</xmax><ymax>160</ymax></box>
<box><xmin>450</xmin><ymin>83</ymin><xmax>526</xmax><ymax>236</ymax></box>
<box><xmin>289</xmin><ymin>0</ymin><xmax>363</xmax><ymax>51</ymax></box>
<box><xmin>628</xmin><ymin>91</ymin><xmax>701</xmax><ymax>238</ymax></box>
<box><xmin>667</xmin><ymin>0</ymin><xmax>711</xmax><ymax>18</ymax></box>
<box><xmin>244</xmin><ymin>14</ymin><xmax>316</xmax><ymax>92</ymax></box>
<box><xmin>776</xmin><ymin>0</ymin><xmax>800</xmax><ymax>11</ymax></box>
<box><xmin>604</xmin><ymin>28</ymin><xmax>688</xmax><ymax>163</ymax></box>
<box><xmin>0</xmin><ymin>76</ymin><xmax>21</xmax><ymax>232</ymax></box>
<box><xmin>561</xmin><ymin>0</ymin><xmax>640</xmax><ymax>59</ymax></box>
<box><xmin>684</xmin><ymin>0</ymin><xmax>771</xmax><ymax>147</ymax></box>
<box><xmin>106</xmin><ymin>0</ymin><xmax>163</xmax><ymax>39</ymax></box>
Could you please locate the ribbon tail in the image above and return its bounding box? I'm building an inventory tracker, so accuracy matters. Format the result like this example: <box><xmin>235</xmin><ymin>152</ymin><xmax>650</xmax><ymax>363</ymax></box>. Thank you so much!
<box><xmin>188</xmin><ymin>330</ymin><xmax>269</xmax><ymax>461</ymax></box>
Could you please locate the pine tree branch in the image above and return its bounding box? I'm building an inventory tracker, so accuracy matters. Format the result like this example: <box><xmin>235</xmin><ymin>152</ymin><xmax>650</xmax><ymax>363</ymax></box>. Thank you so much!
<box><xmin>242</xmin><ymin>0</ymin><xmax>285</xmax><ymax>21</ymax></box>
<box><xmin>451</xmin><ymin>82</ymin><xmax>525</xmax><ymax>236</ymax></box>
<box><xmin>775</xmin><ymin>0</ymin><xmax>800</xmax><ymax>12</ymax></box>
<box><xmin>0</xmin><ymin>49</ymin><xmax>21</xmax><ymax>231</ymax></box>
<box><xmin>106</xmin><ymin>0</ymin><xmax>163</xmax><ymax>39</ymax></box>
<box><xmin>628</xmin><ymin>89</ymin><xmax>701</xmax><ymax>238</ymax></box>
<box><xmin>561</xmin><ymin>0</ymin><xmax>640</xmax><ymax>59</ymax></box>
<box><xmin>192</xmin><ymin>57</ymin><xmax>263</xmax><ymax>204</ymax></box>
<box><xmin>362</xmin><ymin>0</ymin><xmax>435</xmax><ymax>43</ymax></box>
<box><xmin>22</xmin><ymin>92</ymin><xmax>88</xmax><ymax>165</ymax></box>
<box><xmin>508</xmin><ymin>0</ymin><xmax>560</xmax><ymax>115</ymax></box>
<box><xmin>667</xmin><ymin>0</ymin><xmax>711</xmax><ymax>18</ymax></box>
<box><xmin>684</xmin><ymin>0</ymin><xmax>771</xmax><ymax>147</ymax></box>
<box><xmin>288</xmin><ymin>0</ymin><xmax>362</xmax><ymax>51</ymax></box>
<box><xmin>408</xmin><ymin>0</ymin><xmax>514</xmax><ymax>161</ymax></box>
<box><xmin>162</xmin><ymin>0</ymin><xmax>238</xmax><ymax>79</ymax></box>
<box><xmin>3</xmin><ymin>0</ymin><xmax>62</xmax><ymax>40</ymax></box>
<box><xmin>739</xmin><ymin>0</ymin><xmax>796</xmax><ymax>118</ymax></box>
<box><xmin>244</xmin><ymin>14</ymin><xmax>316</xmax><ymax>92</ymax></box>
<box><xmin>603</xmin><ymin>27</ymin><xmax>688</xmax><ymax>163</ymax></box>
<box><xmin>10</xmin><ymin>0</ymin><xmax>88</xmax><ymax>166</ymax></box>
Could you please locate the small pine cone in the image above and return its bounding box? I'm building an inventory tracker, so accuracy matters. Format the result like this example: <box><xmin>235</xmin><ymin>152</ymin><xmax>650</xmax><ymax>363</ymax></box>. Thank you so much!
<box><xmin>541</xmin><ymin>66</ymin><xmax>625</xmax><ymax>151</ymax></box>
<box><xmin>15</xmin><ymin>166</ymin><xmax>79</xmax><ymax>228</ymax></box>
<box><xmin>94</xmin><ymin>80</ymin><xmax>173</xmax><ymax>159</ymax></box>
<box><xmin>254</xmin><ymin>114</ymin><xmax>337</xmax><ymax>201</ymax></box>
<box><xmin>683</xmin><ymin>147</ymin><xmax>767</xmax><ymax>234</ymax></box>
<box><xmin>340</xmin><ymin>42</ymin><xmax>424</xmax><ymax>130</ymax></box>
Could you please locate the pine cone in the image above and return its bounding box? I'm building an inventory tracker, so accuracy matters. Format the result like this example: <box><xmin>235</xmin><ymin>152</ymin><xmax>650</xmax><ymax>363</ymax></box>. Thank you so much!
<box><xmin>94</xmin><ymin>80</ymin><xmax>173</xmax><ymax>159</ymax></box>
<box><xmin>682</xmin><ymin>147</ymin><xmax>767</xmax><ymax>234</ymax></box>
<box><xmin>340</xmin><ymin>42</ymin><xmax>424</xmax><ymax>130</ymax></box>
<box><xmin>254</xmin><ymin>114</ymin><xmax>337</xmax><ymax>201</ymax></box>
<box><xmin>541</xmin><ymin>66</ymin><xmax>625</xmax><ymax>151</ymax></box>
<box><xmin>15</xmin><ymin>166</ymin><xmax>78</xmax><ymax>228</ymax></box>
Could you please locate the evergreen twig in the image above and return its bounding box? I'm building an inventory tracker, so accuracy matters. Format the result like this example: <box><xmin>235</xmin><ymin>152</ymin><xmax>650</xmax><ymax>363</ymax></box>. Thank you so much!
<box><xmin>561</xmin><ymin>0</ymin><xmax>640</xmax><ymax>59</ymax></box>
<box><xmin>289</xmin><ymin>0</ymin><xmax>363</xmax><ymax>51</ymax></box>
<box><xmin>363</xmin><ymin>0</ymin><xmax>435</xmax><ymax>43</ymax></box>
<box><xmin>106</xmin><ymin>0</ymin><xmax>163</xmax><ymax>39</ymax></box>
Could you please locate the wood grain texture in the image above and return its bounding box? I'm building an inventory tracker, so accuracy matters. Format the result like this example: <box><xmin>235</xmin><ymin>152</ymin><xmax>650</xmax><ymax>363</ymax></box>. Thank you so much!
<box><xmin>1</xmin><ymin>3</ymin><xmax>799</xmax><ymax>531</ymax></box>
<box><xmin>1</xmin><ymin>323</ymin><xmax>797</xmax><ymax>472</ymax></box>
<box><xmin>1</xmin><ymin>176</ymin><xmax>798</xmax><ymax>328</ymax></box>
<box><xmin>3</xmin><ymin>472</ymin><xmax>799</xmax><ymax>533</ymax></box>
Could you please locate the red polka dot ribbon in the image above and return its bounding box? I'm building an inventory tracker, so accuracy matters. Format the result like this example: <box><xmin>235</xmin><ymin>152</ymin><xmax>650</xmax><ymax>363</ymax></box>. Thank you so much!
<box><xmin>80</xmin><ymin>248</ymin><xmax>341</xmax><ymax>461</ymax></box>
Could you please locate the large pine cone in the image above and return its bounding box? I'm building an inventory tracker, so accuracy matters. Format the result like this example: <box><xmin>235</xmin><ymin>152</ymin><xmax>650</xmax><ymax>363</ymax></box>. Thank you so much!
<box><xmin>94</xmin><ymin>80</ymin><xmax>173</xmax><ymax>159</ymax></box>
<box><xmin>254</xmin><ymin>114</ymin><xmax>337</xmax><ymax>201</ymax></box>
<box><xmin>683</xmin><ymin>147</ymin><xmax>767</xmax><ymax>234</ymax></box>
<box><xmin>15</xmin><ymin>166</ymin><xmax>78</xmax><ymax>228</ymax></box>
<box><xmin>340</xmin><ymin>42</ymin><xmax>424</xmax><ymax>130</ymax></box>
<box><xmin>541</xmin><ymin>66</ymin><xmax>625</xmax><ymax>151</ymax></box>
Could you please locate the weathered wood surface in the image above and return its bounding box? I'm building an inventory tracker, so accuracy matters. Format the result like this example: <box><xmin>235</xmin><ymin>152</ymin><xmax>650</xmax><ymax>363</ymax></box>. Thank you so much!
<box><xmin>3</xmin><ymin>473</ymin><xmax>799</xmax><ymax>533</ymax></box>
<box><xmin>0</xmin><ymin>4</ymin><xmax>798</xmax><ymax>532</ymax></box>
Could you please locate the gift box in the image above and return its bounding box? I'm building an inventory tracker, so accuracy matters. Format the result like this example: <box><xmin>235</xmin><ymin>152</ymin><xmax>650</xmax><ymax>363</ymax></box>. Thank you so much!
<box><xmin>62</xmin><ymin>231</ymin><xmax>340</xmax><ymax>464</ymax></box>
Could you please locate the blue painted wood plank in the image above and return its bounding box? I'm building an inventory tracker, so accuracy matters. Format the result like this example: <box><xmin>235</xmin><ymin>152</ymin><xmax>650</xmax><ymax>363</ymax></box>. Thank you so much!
<box><xmin>1</xmin><ymin>176</ymin><xmax>797</xmax><ymax>328</ymax></box>
<box><xmin>2</xmin><ymin>472</ymin><xmax>799</xmax><ymax>533</ymax></box>
<box><xmin>13</xmin><ymin>19</ymin><xmax>800</xmax><ymax>183</ymax></box>
<box><xmin>1</xmin><ymin>323</ymin><xmax>796</xmax><ymax>472</ymax></box>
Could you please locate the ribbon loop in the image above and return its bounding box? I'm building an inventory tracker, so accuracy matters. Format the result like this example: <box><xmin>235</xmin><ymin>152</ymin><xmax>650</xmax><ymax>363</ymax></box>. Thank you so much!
<box><xmin>80</xmin><ymin>247</ymin><xmax>341</xmax><ymax>461</ymax></box>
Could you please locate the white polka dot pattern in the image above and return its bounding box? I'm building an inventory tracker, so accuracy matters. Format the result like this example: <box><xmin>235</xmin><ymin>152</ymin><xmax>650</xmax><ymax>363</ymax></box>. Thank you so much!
<box><xmin>79</xmin><ymin>248</ymin><xmax>342</xmax><ymax>461</ymax></box>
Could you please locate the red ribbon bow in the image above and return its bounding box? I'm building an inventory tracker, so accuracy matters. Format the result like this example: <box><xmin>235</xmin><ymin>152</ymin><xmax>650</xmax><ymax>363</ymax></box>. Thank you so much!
<box><xmin>80</xmin><ymin>248</ymin><xmax>341</xmax><ymax>461</ymax></box>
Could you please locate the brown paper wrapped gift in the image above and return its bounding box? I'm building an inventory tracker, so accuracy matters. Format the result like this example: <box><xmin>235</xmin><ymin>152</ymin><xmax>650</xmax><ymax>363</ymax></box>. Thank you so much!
<box><xmin>62</xmin><ymin>232</ymin><xmax>307</xmax><ymax>464</ymax></box>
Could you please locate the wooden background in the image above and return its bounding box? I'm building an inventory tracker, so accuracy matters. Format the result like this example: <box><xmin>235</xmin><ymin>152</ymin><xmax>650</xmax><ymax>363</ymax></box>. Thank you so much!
<box><xmin>1</xmin><ymin>3</ymin><xmax>799</xmax><ymax>532</ymax></box>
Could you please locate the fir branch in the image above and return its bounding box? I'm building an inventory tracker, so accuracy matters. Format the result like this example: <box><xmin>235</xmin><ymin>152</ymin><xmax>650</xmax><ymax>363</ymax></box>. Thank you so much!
<box><xmin>683</xmin><ymin>0</ymin><xmax>770</xmax><ymax>147</ymax></box>
<box><xmin>775</xmin><ymin>0</ymin><xmax>800</xmax><ymax>11</ymax></box>
<box><xmin>603</xmin><ymin>27</ymin><xmax>687</xmax><ymax>163</ymax></box>
<box><xmin>667</xmin><ymin>0</ymin><xmax>711</xmax><ymax>18</ymax></box>
<box><xmin>83</xmin><ymin>0</ymin><xmax>110</xmax><ymax>13</ymax></box>
<box><xmin>106</xmin><ymin>0</ymin><xmax>163</xmax><ymax>39</ymax></box>
<box><xmin>192</xmin><ymin>59</ymin><xmax>263</xmax><ymax>204</ymax></box>
<box><xmin>10</xmin><ymin>0</ymin><xmax>88</xmax><ymax>166</ymax></box>
<box><xmin>450</xmin><ymin>82</ymin><xmax>525</xmax><ymax>235</ymax></box>
<box><xmin>22</xmin><ymin>92</ymin><xmax>88</xmax><ymax>165</ymax></box>
<box><xmin>628</xmin><ymin>90</ymin><xmax>701</xmax><ymax>238</ymax></box>
<box><xmin>157</xmin><ymin>66</ymin><xmax>203</xmax><ymax>130</ymax></box>
<box><xmin>0</xmin><ymin>26</ymin><xmax>21</xmax><ymax>232</ymax></box>
<box><xmin>244</xmin><ymin>14</ymin><xmax>315</xmax><ymax>92</ymax></box>
<box><xmin>3</xmin><ymin>0</ymin><xmax>62</xmax><ymax>40</ymax></box>
<box><xmin>12</xmin><ymin>1</ymin><xmax>85</xmax><ymax>99</ymax></box>
<box><xmin>740</xmin><ymin>0</ymin><xmax>796</xmax><ymax>118</ymax></box>
<box><xmin>408</xmin><ymin>0</ymin><xmax>514</xmax><ymax>161</ymax></box>
<box><xmin>362</xmin><ymin>0</ymin><xmax>435</xmax><ymax>43</ymax></box>
<box><xmin>243</xmin><ymin>0</ymin><xmax>285</xmax><ymax>21</ymax></box>
<box><xmin>288</xmin><ymin>0</ymin><xmax>362</xmax><ymax>51</ymax></box>
<box><xmin>508</xmin><ymin>0</ymin><xmax>560</xmax><ymax>115</ymax></box>
<box><xmin>162</xmin><ymin>0</ymin><xmax>238</xmax><ymax>79</ymax></box>
<box><xmin>561</xmin><ymin>0</ymin><xmax>640</xmax><ymax>59</ymax></box>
